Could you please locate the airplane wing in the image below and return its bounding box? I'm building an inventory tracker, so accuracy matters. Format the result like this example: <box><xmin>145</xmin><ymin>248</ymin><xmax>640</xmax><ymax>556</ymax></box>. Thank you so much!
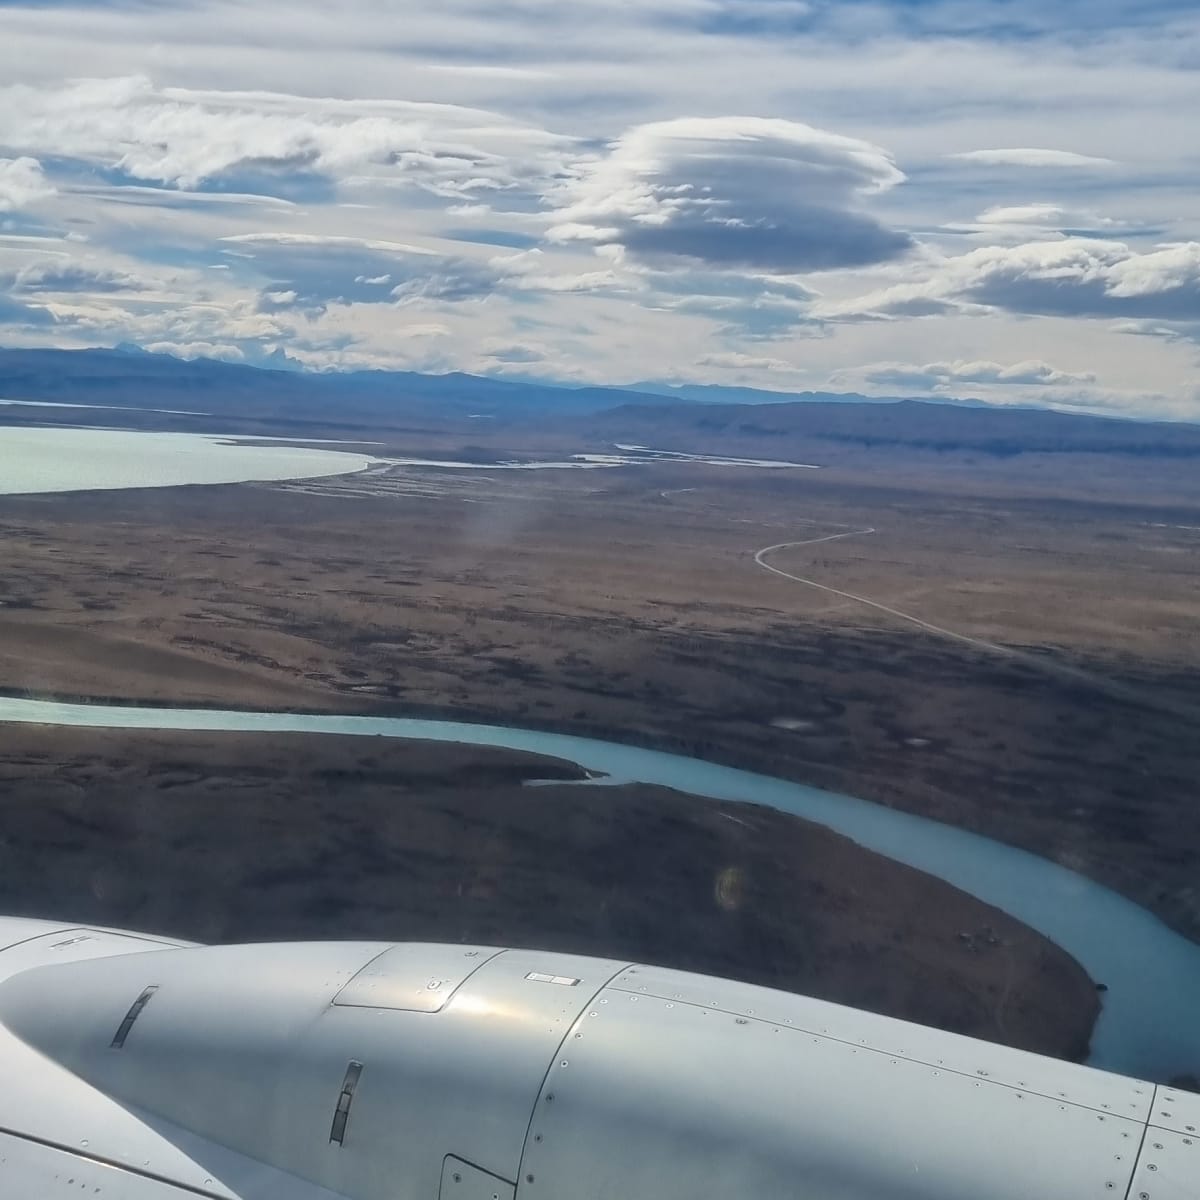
<box><xmin>0</xmin><ymin>916</ymin><xmax>1194</xmax><ymax>1199</ymax></box>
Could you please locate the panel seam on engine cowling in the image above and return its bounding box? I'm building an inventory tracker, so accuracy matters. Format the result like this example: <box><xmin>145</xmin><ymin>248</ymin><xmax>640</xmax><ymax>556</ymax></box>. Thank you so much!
<box><xmin>513</xmin><ymin>962</ymin><xmax>635</xmax><ymax>1190</ymax></box>
<box><xmin>606</xmin><ymin>983</ymin><xmax>1150</xmax><ymax>1125</ymax></box>
<box><xmin>1122</xmin><ymin>1088</ymin><xmax>1155</xmax><ymax>1200</ymax></box>
<box><xmin>0</xmin><ymin>927</ymin><xmax>85</xmax><ymax>957</ymax></box>
<box><xmin>332</xmin><ymin>945</ymin><xmax>507</xmax><ymax>1012</ymax></box>
<box><xmin>0</xmin><ymin>1123</ymin><xmax>230</xmax><ymax>1199</ymax></box>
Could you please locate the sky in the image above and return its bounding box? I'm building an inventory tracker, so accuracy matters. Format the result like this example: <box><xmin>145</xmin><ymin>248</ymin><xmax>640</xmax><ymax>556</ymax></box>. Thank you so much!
<box><xmin>0</xmin><ymin>0</ymin><xmax>1198</xmax><ymax>418</ymax></box>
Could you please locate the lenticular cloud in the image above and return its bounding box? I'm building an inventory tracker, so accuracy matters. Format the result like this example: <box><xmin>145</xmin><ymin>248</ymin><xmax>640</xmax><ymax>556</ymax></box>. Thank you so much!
<box><xmin>549</xmin><ymin>116</ymin><xmax>912</xmax><ymax>273</ymax></box>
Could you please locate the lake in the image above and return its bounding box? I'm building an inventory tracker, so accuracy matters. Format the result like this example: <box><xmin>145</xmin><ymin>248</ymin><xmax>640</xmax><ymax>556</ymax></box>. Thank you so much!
<box><xmin>0</xmin><ymin>425</ymin><xmax>819</xmax><ymax>493</ymax></box>
<box><xmin>0</xmin><ymin>426</ymin><xmax>374</xmax><ymax>495</ymax></box>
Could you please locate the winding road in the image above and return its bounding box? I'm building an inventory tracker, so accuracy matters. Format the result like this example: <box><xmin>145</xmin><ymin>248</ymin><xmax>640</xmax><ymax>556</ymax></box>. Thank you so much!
<box><xmin>752</xmin><ymin>524</ymin><xmax>1200</xmax><ymax>721</ymax></box>
<box><xmin>753</xmin><ymin>526</ymin><xmax>1021</xmax><ymax>657</ymax></box>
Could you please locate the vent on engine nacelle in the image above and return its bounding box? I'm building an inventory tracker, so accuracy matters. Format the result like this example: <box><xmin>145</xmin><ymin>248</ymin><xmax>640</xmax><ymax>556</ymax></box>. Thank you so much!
<box><xmin>110</xmin><ymin>985</ymin><xmax>159</xmax><ymax>1049</ymax></box>
<box><xmin>525</xmin><ymin>972</ymin><xmax>580</xmax><ymax>987</ymax></box>
<box><xmin>329</xmin><ymin>1060</ymin><xmax>364</xmax><ymax>1146</ymax></box>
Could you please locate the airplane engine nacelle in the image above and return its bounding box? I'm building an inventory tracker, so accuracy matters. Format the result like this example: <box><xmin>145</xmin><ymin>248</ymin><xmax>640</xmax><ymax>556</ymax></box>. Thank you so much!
<box><xmin>0</xmin><ymin>923</ymin><xmax>1195</xmax><ymax>1199</ymax></box>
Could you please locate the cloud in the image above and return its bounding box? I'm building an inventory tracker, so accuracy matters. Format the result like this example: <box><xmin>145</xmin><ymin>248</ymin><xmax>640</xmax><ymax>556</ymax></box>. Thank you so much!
<box><xmin>69</xmin><ymin>183</ymin><xmax>299</xmax><ymax>212</ymax></box>
<box><xmin>389</xmin><ymin>261</ymin><xmax>504</xmax><ymax>305</ymax></box>
<box><xmin>0</xmin><ymin>293</ymin><xmax>57</xmax><ymax>327</ymax></box>
<box><xmin>690</xmin><ymin>0</ymin><xmax>815</xmax><ymax>35</ymax></box>
<box><xmin>826</xmin><ymin>362</ymin><xmax>1187</xmax><ymax>417</ymax></box>
<box><xmin>222</xmin><ymin>232</ymin><xmax>503</xmax><ymax>312</ymax></box>
<box><xmin>950</xmin><ymin>148</ymin><xmax>1117</xmax><ymax>168</ymax></box>
<box><xmin>548</xmin><ymin>116</ymin><xmax>912</xmax><ymax>273</ymax></box>
<box><xmin>5</xmin><ymin>260</ymin><xmax>146</xmax><ymax>295</ymax></box>
<box><xmin>0</xmin><ymin>157</ymin><xmax>55</xmax><ymax>212</ymax></box>
<box><xmin>1110</xmin><ymin>318</ymin><xmax>1200</xmax><ymax>344</ymax></box>
<box><xmin>0</xmin><ymin>76</ymin><xmax>567</xmax><ymax>196</ymax></box>
<box><xmin>141</xmin><ymin>340</ymin><xmax>247</xmax><ymax>363</ymax></box>
<box><xmin>480</xmin><ymin>340</ymin><xmax>546</xmax><ymax>363</ymax></box>
<box><xmin>825</xmin><ymin>238</ymin><xmax>1200</xmax><ymax>321</ymax></box>
<box><xmin>951</xmin><ymin>203</ymin><xmax>1156</xmax><ymax>243</ymax></box>
<box><xmin>226</xmin><ymin>234</ymin><xmax>634</xmax><ymax>313</ymax></box>
<box><xmin>695</xmin><ymin>351</ymin><xmax>794</xmax><ymax>370</ymax></box>
<box><xmin>493</xmin><ymin>250</ymin><xmax>627</xmax><ymax>295</ymax></box>
<box><xmin>852</xmin><ymin>359</ymin><xmax>1096</xmax><ymax>391</ymax></box>
<box><xmin>515</xmin><ymin>269</ymin><xmax>624</xmax><ymax>293</ymax></box>
<box><xmin>15</xmin><ymin>286</ymin><xmax>296</xmax><ymax>365</ymax></box>
<box><xmin>623</xmin><ymin>263</ymin><xmax>823</xmax><ymax>337</ymax></box>
<box><xmin>225</xmin><ymin>233</ymin><xmax>434</xmax><ymax>255</ymax></box>
<box><xmin>975</xmin><ymin>204</ymin><xmax>1071</xmax><ymax>227</ymax></box>
<box><xmin>225</xmin><ymin>231</ymin><xmax>652</xmax><ymax>316</ymax></box>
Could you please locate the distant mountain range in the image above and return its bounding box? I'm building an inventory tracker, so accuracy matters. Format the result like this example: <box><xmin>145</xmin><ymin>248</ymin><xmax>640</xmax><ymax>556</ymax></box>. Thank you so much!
<box><xmin>0</xmin><ymin>346</ymin><xmax>984</xmax><ymax>422</ymax></box>
<box><xmin>617</xmin><ymin>380</ymin><xmax>993</xmax><ymax>409</ymax></box>
<box><xmin>1</xmin><ymin>347</ymin><xmax>1197</xmax><ymax>462</ymax></box>
<box><xmin>0</xmin><ymin>347</ymin><xmax>674</xmax><ymax>421</ymax></box>
<box><xmin>577</xmin><ymin>396</ymin><xmax>1200</xmax><ymax>459</ymax></box>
